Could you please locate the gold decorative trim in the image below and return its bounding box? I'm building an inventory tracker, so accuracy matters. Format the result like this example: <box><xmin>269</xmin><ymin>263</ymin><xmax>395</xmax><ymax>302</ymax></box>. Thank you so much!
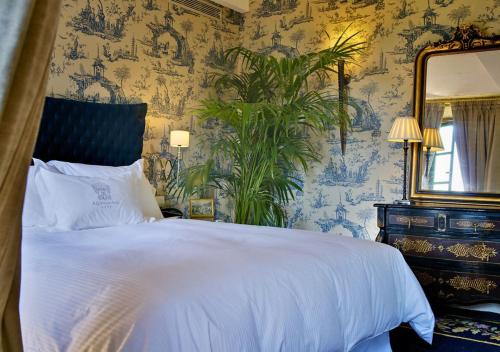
<box><xmin>450</xmin><ymin>219</ymin><xmax>496</xmax><ymax>231</ymax></box>
<box><xmin>390</xmin><ymin>235</ymin><xmax>500</xmax><ymax>264</ymax></box>
<box><xmin>410</xmin><ymin>25</ymin><xmax>500</xmax><ymax>205</ymax></box>
<box><xmin>393</xmin><ymin>238</ymin><xmax>434</xmax><ymax>254</ymax></box>
<box><xmin>447</xmin><ymin>275</ymin><xmax>497</xmax><ymax>294</ymax></box>
<box><xmin>446</xmin><ymin>243</ymin><xmax>497</xmax><ymax>262</ymax></box>
<box><xmin>411</xmin><ymin>216</ymin><xmax>432</xmax><ymax>225</ymax></box>
<box><xmin>433</xmin><ymin>25</ymin><xmax>500</xmax><ymax>50</ymax></box>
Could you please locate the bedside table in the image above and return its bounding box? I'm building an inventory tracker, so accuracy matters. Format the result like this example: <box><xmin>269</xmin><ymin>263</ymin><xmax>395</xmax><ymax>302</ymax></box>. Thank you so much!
<box><xmin>160</xmin><ymin>208</ymin><xmax>183</xmax><ymax>218</ymax></box>
<box><xmin>374</xmin><ymin>202</ymin><xmax>500</xmax><ymax>307</ymax></box>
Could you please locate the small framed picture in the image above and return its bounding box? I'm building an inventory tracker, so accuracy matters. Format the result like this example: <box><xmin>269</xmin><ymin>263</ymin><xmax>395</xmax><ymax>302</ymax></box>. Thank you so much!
<box><xmin>189</xmin><ymin>198</ymin><xmax>215</xmax><ymax>219</ymax></box>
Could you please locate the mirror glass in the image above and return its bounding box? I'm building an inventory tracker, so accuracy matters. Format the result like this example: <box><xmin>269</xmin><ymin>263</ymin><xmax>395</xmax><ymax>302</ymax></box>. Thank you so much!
<box><xmin>420</xmin><ymin>49</ymin><xmax>500</xmax><ymax>194</ymax></box>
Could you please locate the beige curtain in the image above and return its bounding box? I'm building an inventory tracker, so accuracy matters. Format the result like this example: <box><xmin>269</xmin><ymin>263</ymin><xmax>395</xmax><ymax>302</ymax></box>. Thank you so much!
<box><xmin>424</xmin><ymin>102</ymin><xmax>444</xmax><ymax>129</ymax></box>
<box><xmin>452</xmin><ymin>100</ymin><xmax>500</xmax><ymax>193</ymax></box>
<box><xmin>485</xmin><ymin>103</ymin><xmax>500</xmax><ymax>193</ymax></box>
<box><xmin>0</xmin><ymin>1</ymin><xmax>61</xmax><ymax>351</ymax></box>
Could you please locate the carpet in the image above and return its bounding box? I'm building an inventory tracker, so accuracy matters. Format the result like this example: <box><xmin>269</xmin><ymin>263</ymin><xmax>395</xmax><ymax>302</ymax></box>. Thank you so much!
<box><xmin>390</xmin><ymin>308</ymin><xmax>500</xmax><ymax>351</ymax></box>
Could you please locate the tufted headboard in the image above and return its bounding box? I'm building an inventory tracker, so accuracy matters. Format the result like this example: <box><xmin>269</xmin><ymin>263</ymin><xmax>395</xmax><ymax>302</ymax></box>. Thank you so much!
<box><xmin>33</xmin><ymin>97</ymin><xmax>147</xmax><ymax>166</ymax></box>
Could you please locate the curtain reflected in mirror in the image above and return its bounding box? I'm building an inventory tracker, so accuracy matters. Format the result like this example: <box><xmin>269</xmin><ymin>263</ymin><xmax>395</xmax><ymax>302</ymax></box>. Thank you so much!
<box><xmin>422</xmin><ymin>99</ymin><xmax>500</xmax><ymax>193</ymax></box>
<box><xmin>420</xmin><ymin>50</ymin><xmax>500</xmax><ymax>194</ymax></box>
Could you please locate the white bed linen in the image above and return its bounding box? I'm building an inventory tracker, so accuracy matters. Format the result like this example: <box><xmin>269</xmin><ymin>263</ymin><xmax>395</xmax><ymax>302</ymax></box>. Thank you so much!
<box><xmin>21</xmin><ymin>219</ymin><xmax>434</xmax><ymax>352</ymax></box>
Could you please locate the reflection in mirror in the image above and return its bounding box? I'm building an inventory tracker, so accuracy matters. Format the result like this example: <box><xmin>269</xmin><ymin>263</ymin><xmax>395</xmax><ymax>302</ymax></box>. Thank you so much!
<box><xmin>420</xmin><ymin>50</ymin><xmax>500</xmax><ymax>194</ymax></box>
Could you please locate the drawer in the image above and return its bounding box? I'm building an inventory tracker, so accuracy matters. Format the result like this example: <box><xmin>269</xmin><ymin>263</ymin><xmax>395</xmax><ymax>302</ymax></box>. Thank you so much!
<box><xmin>388</xmin><ymin>234</ymin><xmax>500</xmax><ymax>264</ymax></box>
<box><xmin>412</xmin><ymin>266</ymin><xmax>500</xmax><ymax>304</ymax></box>
<box><xmin>387</xmin><ymin>212</ymin><xmax>436</xmax><ymax>230</ymax></box>
<box><xmin>449</xmin><ymin>216</ymin><xmax>500</xmax><ymax>233</ymax></box>
<box><xmin>385</xmin><ymin>209</ymin><xmax>446</xmax><ymax>234</ymax></box>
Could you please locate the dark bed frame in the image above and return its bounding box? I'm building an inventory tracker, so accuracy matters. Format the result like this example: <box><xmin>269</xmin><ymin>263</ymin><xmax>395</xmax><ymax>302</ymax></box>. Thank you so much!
<box><xmin>33</xmin><ymin>97</ymin><xmax>147</xmax><ymax>166</ymax></box>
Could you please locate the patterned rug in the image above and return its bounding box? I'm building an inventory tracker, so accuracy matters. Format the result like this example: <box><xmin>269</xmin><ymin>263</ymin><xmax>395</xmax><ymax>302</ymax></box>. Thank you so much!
<box><xmin>390</xmin><ymin>308</ymin><xmax>500</xmax><ymax>352</ymax></box>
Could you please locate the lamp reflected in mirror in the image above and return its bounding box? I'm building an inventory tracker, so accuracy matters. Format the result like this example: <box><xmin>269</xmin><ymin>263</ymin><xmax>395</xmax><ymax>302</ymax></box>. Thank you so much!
<box><xmin>423</xmin><ymin>128</ymin><xmax>444</xmax><ymax>177</ymax></box>
<box><xmin>442</xmin><ymin>103</ymin><xmax>453</xmax><ymax>119</ymax></box>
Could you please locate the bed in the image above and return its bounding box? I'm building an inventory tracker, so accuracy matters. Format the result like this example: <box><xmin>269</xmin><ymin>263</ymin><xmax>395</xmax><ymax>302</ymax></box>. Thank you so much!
<box><xmin>20</xmin><ymin>97</ymin><xmax>434</xmax><ymax>351</ymax></box>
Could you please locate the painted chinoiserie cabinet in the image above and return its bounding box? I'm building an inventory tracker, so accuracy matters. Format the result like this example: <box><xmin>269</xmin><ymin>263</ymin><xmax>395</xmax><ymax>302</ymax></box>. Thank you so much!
<box><xmin>374</xmin><ymin>203</ymin><xmax>500</xmax><ymax>306</ymax></box>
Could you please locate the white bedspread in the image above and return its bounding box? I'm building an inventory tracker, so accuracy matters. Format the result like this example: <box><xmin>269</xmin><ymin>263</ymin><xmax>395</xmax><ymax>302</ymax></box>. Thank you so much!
<box><xmin>21</xmin><ymin>219</ymin><xmax>434</xmax><ymax>352</ymax></box>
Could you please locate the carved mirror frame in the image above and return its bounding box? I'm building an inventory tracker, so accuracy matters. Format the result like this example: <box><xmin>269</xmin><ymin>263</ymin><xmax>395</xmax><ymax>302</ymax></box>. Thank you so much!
<box><xmin>410</xmin><ymin>25</ymin><xmax>500</xmax><ymax>205</ymax></box>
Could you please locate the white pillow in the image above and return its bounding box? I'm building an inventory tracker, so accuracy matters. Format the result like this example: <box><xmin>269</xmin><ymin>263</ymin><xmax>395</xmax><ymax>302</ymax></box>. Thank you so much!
<box><xmin>38</xmin><ymin>159</ymin><xmax>163</xmax><ymax>220</ymax></box>
<box><xmin>46</xmin><ymin>159</ymin><xmax>144</xmax><ymax>179</ymax></box>
<box><xmin>35</xmin><ymin>168</ymin><xmax>147</xmax><ymax>231</ymax></box>
<box><xmin>22</xmin><ymin>166</ymin><xmax>56</xmax><ymax>227</ymax></box>
<box><xmin>32</xmin><ymin>158</ymin><xmax>60</xmax><ymax>173</ymax></box>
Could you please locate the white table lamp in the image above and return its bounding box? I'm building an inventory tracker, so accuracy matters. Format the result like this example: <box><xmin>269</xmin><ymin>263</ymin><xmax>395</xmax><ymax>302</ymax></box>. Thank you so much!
<box><xmin>388</xmin><ymin>116</ymin><xmax>422</xmax><ymax>204</ymax></box>
<box><xmin>170</xmin><ymin>130</ymin><xmax>190</xmax><ymax>184</ymax></box>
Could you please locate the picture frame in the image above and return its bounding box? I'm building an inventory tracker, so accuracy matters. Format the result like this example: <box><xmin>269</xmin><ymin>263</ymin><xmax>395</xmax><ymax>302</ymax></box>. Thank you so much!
<box><xmin>189</xmin><ymin>198</ymin><xmax>215</xmax><ymax>219</ymax></box>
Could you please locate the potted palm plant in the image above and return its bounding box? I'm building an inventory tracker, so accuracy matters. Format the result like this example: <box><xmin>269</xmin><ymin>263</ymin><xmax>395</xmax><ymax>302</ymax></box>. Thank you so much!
<box><xmin>182</xmin><ymin>32</ymin><xmax>363</xmax><ymax>227</ymax></box>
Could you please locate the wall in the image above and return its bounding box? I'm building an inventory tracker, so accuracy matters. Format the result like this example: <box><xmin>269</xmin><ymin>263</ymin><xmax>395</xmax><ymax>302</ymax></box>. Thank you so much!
<box><xmin>47</xmin><ymin>0</ymin><xmax>242</xmax><ymax>212</ymax></box>
<box><xmin>48</xmin><ymin>0</ymin><xmax>500</xmax><ymax>239</ymax></box>
<box><xmin>239</xmin><ymin>0</ymin><xmax>500</xmax><ymax>239</ymax></box>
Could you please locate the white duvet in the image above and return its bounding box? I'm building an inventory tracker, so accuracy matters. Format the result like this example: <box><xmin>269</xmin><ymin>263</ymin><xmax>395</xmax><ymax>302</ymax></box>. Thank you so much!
<box><xmin>21</xmin><ymin>219</ymin><xmax>434</xmax><ymax>352</ymax></box>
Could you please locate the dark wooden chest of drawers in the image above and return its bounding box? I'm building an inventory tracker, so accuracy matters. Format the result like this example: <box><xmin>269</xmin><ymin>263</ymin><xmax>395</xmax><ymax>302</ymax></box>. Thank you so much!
<box><xmin>374</xmin><ymin>203</ymin><xmax>500</xmax><ymax>306</ymax></box>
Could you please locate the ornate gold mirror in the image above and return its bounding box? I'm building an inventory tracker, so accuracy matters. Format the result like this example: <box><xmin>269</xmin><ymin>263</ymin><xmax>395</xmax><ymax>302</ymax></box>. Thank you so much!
<box><xmin>410</xmin><ymin>26</ymin><xmax>500</xmax><ymax>205</ymax></box>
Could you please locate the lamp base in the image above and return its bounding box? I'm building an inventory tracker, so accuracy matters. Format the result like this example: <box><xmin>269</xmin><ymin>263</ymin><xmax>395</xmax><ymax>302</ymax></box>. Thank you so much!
<box><xmin>393</xmin><ymin>199</ymin><xmax>412</xmax><ymax>205</ymax></box>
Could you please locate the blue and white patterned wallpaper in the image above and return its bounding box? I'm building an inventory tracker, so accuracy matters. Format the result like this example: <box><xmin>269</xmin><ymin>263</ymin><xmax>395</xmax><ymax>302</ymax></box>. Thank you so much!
<box><xmin>239</xmin><ymin>0</ymin><xmax>500</xmax><ymax>239</ymax></box>
<box><xmin>47</xmin><ymin>0</ymin><xmax>242</xmax><ymax>209</ymax></box>
<box><xmin>47</xmin><ymin>0</ymin><xmax>500</xmax><ymax>239</ymax></box>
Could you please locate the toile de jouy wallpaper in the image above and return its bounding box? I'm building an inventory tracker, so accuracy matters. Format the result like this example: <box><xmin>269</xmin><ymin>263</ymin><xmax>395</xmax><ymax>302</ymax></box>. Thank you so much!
<box><xmin>47</xmin><ymin>0</ymin><xmax>500</xmax><ymax>239</ymax></box>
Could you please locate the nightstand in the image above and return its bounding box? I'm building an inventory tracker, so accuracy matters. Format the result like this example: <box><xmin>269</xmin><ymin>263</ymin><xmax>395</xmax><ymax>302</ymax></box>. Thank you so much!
<box><xmin>374</xmin><ymin>202</ymin><xmax>500</xmax><ymax>306</ymax></box>
<box><xmin>160</xmin><ymin>208</ymin><xmax>183</xmax><ymax>218</ymax></box>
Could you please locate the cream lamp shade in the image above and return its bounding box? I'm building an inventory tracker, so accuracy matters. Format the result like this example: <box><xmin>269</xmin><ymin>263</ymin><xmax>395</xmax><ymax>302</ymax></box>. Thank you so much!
<box><xmin>170</xmin><ymin>130</ymin><xmax>190</xmax><ymax>147</ymax></box>
<box><xmin>387</xmin><ymin>116</ymin><xmax>423</xmax><ymax>142</ymax></box>
<box><xmin>423</xmin><ymin>128</ymin><xmax>444</xmax><ymax>152</ymax></box>
<box><xmin>442</xmin><ymin>104</ymin><xmax>453</xmax><ymax>119</ymax></box>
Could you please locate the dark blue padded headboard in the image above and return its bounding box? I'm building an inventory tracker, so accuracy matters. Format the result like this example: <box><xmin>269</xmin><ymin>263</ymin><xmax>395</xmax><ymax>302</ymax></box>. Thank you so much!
<box><xmin>33</xmin><ymin>97</ymin><xmax>147</xmax><ymax>166</ymax></box>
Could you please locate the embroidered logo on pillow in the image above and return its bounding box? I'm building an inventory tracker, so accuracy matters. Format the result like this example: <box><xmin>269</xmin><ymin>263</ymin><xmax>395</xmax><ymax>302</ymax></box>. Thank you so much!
<box><xmin>90</xmin><ymin>182</ymin><xmax>119</xmax><ymax>209</ymax></box>
<box><xmin>91</xmin><ymin>182</ymin><xmax>112</xmax><ymax>201</ymax></box>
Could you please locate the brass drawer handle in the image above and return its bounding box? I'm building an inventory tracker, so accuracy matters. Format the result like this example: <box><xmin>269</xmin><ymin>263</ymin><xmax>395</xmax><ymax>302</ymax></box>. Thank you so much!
<box><xmin>407</xmin><ymin>217</ymin><xmax>419</xmax><ymax>229</ymax></box>
<box><xmin>468</xmin><ymin>223</ymin><xmax>482</xmax><ymax>233</ymax></box>
<box><xmin>406</xmin><ymin>217</ymin><xmax>419</xmax><ymax>229</ymax></box>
